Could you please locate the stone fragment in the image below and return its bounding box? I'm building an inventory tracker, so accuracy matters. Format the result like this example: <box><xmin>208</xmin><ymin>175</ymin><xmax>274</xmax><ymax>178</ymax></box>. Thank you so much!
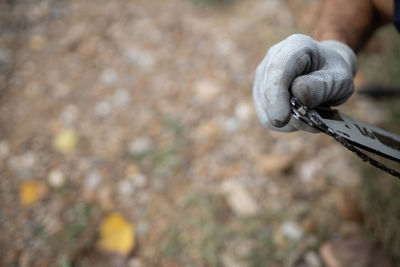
<box><xmin>8</xmin><ymin>151</ymin><xmax>37</xmax><ymax>179</ymax></box>
<box><xmin>128</xmin><ymin>258</ymin><xmax>143</xmax><ymax>267</ymax></box>
<box><xmin>100</xmin><ymin>68</ymin><xmax>119</xmax><ymax>85</ymax></box>
<box><xmin>333</xmin><ymin>190</ymin><xmax>363</xmax><ymax>222</ymax></box>
<box><xmin>280</xmin><ymin>221</ymin><xmax>303</xmax><ymax>241</ymax></box>
<box><xmin>84</xmin><ymin>170</ymin><xmax>103</xmax><ymax>191</ymax></box>
<box><xmin>29</xmin><ymin>35</ymin><xmax>46</xmax><ymax>51</ymax></box>
<box><xmin>59</xmin><ymin>105</ymin><xmax>79</xmax><ymax>126</ymax></box>
<box><xmin>124</xmin><ymin>47</ymin><xmax>155</xmax><ymax>68</ymax></box>
<box><xmin>221</xmin><ymin>179</ymin><xmax>260</xmax><ymax>217</ymax></box>
<box><xmin>112</xmin><ymin>89</ymin><xmax>131</xmax><ymax>106</ymax></box>
<box><xmin>0</xmin><ymin>140</ymin><xmax>10</xmax><ymax>159</ymax></box>
<box><xmin>95</xmin><ymin>101</ymin><xmax>111</xmax><ymax>117</ymax></box>
<box><xmin>132</xmin><ymin>173</ymin><xmax>147</xmax><ymax>188</ymax></box>
<box><xmin>128</xmin><ymin>137</ymin><xmax>153</xmax><ymax>155</ymax></box>
<box><xmin>194</xmin><ymin>79</ymin><xmax>221</xmax><ymax>101</ymax></box>
<box><xmin>234</xmin><ymin>102</ymin><xmax>252</xmax><ymax>121</ymax></box>
<box><xmin>47</xmin><ymin>169</ymin><xmax>66</xmax><ymax>188</ymax></box>
<box><xmin>221</xmin><ymin>253</ymin><xmax>245</xmax><ymax>267</ymax></box>
<box><xmin>320</xmin><ymin>234</ymin><xmax>392</xmax><ymax>267</ymax></box>
<box><xmin>257</xmin><ymin>154</ymin><xmax>292</xmax><ymax>174</ymax></box>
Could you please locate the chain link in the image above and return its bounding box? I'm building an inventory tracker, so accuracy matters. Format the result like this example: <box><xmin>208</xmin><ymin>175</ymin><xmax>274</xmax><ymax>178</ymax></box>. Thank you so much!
<box><xmin>290</xmin><ymin>97</ymin><xmax>400</xmax><ymax>179</ymax></box>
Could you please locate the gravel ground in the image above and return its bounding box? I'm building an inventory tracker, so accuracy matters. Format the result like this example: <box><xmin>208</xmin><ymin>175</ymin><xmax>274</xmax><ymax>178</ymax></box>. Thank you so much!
<box><xmin>1</xmin><ymin>0</ymin><xmax>400</xmax><ymax>266</ymax></box>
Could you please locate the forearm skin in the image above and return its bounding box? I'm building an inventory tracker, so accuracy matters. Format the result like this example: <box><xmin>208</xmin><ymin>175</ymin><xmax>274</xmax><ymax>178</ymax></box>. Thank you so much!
<box><xmin>311</xmin><ymin>0</ymin><xmax>393</xmax><ymax>52</ymax></box>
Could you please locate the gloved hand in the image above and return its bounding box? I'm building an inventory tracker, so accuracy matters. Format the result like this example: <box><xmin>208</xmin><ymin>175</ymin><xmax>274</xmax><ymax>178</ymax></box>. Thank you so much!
<box><xmin>253</xmin><ymin>34</ymin><xmax>357</xmax><ymax>132</ymax></box>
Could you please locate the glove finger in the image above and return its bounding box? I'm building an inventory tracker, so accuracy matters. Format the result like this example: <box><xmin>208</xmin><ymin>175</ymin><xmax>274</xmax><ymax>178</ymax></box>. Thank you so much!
<box><xmin>253</xmin><ymin>78</ymin><xmax>297</xmax><ymax>132</ymax></box>
<box><xmin>291</xmin><ymin>70</ymin><xmax>353</xmax><ymax>109</ymax></box>
<box><xmin>264</xmin><ymin>35</ymin><xmax>319</xmax><ymax>127</ymax></box>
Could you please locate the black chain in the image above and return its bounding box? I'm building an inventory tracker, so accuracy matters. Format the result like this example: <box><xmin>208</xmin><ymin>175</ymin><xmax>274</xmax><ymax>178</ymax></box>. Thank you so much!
<box><xmin>290</xmin><ymin>97</ymin><xmax>400</xmax><ymax>179</ymax></box>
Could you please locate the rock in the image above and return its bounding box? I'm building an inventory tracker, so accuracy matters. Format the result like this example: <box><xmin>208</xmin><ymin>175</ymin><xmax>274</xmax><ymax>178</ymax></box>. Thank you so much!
<box><xmin>29</xmin><ymin>1</ymin><xmax>49</xmax><ymax>21</ymax></box>
<box><xmin>222</xmin><ymin>117</ymin><xmax>239</xmax><ymax>133</ymax></box>
<box><xmin>100</xmin><ymin>68</ymin><xmax>119</xmax><ymax>85</ymax></box>
<box><xmin>333</xmin><ymin>189</ymin><xmax>363</xmax><ymax>222</ymax></box>
<box><xmin>95</xmin><ymin>101</ymin><xmax>111</xmax><ymax>117</ymax></box>
<box><xmin>299</xmin><ymin>159</ymin><xmax>321</xmax><ymax>183</ymax></box>
<box><xmin>112</xmin><ymin>89</ymin><xmax>131</xmax><ymax>106</ymax></box>
<box><xmin>128</xmin><ymin>258</ymin><xmax>143</xmax><ymax>267</ymax></box>
<box><xmin>128</xmin><ymin>137</ymin><xmax>153</xmax><ymax>155</ymax></box>
<box><xmin>77</xmin><ymin>35</ymin><xmax>99</xmax><ymax>59</ymax></box>
<box><xmin>257</xmin><ymin>154</ymin><xmax>292</xmax><ymax>174</ymax></box>
<box><xmin>280</xmin><ymin>221</ymin><xmax>303</xmax><ymax>241</ymax></box>
<box><xmin>8</xmin><ymin>151</ymin><xmax>37</xmax><ymax>179</ymax></box>
<box><xmin>29</xmin><ymin>35</ymin><xmax>46</xmax><ymax>51</ymax></box>
<box><xmin>132</xmin><ymin>173</ymin><xmax>147</xmax><ymax>188</ymax></box>
<box><xmin>234</xmin><ymin>102</ymin><xmax>252</xmax><ymax>121</ymax></box>
<box><xmin>136</xmin><ymin>221</ymin><xmax>149</xmax><ymax>237</ymax></box>
<box><xmin>193</xmin><ymin>120</ymin><xmax>221</xmax><ymax>141</ymax></box>
<box><xmin>320</xmin><ymin>234</ymin><xmax>392</xmax><ymax>267</ymax></box>
<box><xmin>47</xmin><ymin>169</ymin><xmax>66</xmax><ymax>188</ymax></box>
<box><xmin>0</xmin><ymin>140</ymin><xmax>10</xmax><ymax>159</ymax></box>
<box><xmin>118</xmin><ymin>179</ymin><xmax>135</xmax><ymax>196</ymax></box>
<box><xmin>290</xmin><ymin>251</ymin><xmax>322</xmax><ymax>267</ymax></box>
<box><xmin>125</xmin><ymin>164</ymin><xmax>140</xmax><ymax>176</ymax></box>
<box><xmin>98</xmin><ymin>186</ymin><xmax>113</xmax><ymax>209</ymax></box>
<box><xmin>118</xmin><ymin>173</ymin><xmax>146</xmax><ymax>197</ymax></box>
<box><xmin>221</xmin><ymin>239</ymin><xmax>256</xmax><ymax>267</ymax></box>
<box><xmin>221</xmin><ymin>179</ymin><xmax>260</xmax><ymax>217</ymax></box>
<box><xmin>221</xmin><ymin>253</ymin><xmax>245</xmax><ymax>267</ymax></box>
<box><xmin>59</xmin><ymin>105</ymin><xmax>79</xmax><ymax>126</ymax></box>
<box><xmin>193</xmin><ymin>79</ymin><xmax>221</xmax><ymax>102</ymax></box>
<box><xmin>303</xmin><ymin>251</ymin><xmax>322</xmax><ymax>267</ymax></box>
<box><xmin>124</xmin><ymin>47</ymin><xmax>155</xmax><ymax>68</ymax></box>
<box><xmin>84</xmin><ymin>170</ymin><xmax>103</xmax><ymax>193</ymax></box>
<box><xmin>301</xmin><ymin>216</ymin><xmax>317</xmax><ymax>233</ymax></box>
<box><xmin>0</xmin><ymin>48</ymin><xmax>12</xmax><ymax>73</ymax></box>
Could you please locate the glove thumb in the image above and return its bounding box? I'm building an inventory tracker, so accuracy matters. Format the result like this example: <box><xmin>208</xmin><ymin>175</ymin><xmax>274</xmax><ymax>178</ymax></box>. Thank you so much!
<box><xmin>291</xmin><ymin>70</ymin><xmax>354</xmax><ymax>108</ymax></box>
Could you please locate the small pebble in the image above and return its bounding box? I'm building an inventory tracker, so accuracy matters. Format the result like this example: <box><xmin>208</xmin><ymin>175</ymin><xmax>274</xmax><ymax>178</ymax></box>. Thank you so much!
<box><xmin>29</xmin><ymin>35</ymin><xmax>46</xmax><ymax>51</ymax></box>
<box><xmin>136</xmin><ymin>221</ymin><xmax>149</xmax><ymax>237</ymax></box>
<box><xmin>95</xmin><ymin>101</ymin><xmax>111</xmax><ymax>117</ymax></box>
<box><xmin>100</xmin><ymin>68</ymin><xmax>118</xmax><ymax>85</ymax></box>
<box><xmin>222</xmin><ymin>117</ymin><xmax>239</xmax><ymax>132</ymax></box>
<box><xmin>128</xmin><ymin>137</ymin><xmax>153</xmax><ymax>155</ymax></box>
<box><xmin>118</xmin><ymin>179</ymin><xmax>135</xmax><ymax>196</ymax></box>
<box><xmin>48</xmin><ymin>169</ymin><xmax>66</xmax><ymax>188</ymax></box>
<box><xmin>112</xmin><ymin>89</ymin><xmax>131</xmax><ymax>106</ymax></box>
<box><xmin>221</xmin><ymin>179</ymin><xmax>260</xmax><ymax>217</ymax></box>
<box><xmin>132</xmin><ymin>173</ymin><xmax>147</xmax><ymax>188</ymax></box>
<box><xmin>84</xmin><ymin>170</ymin><xmax>103</xmax><ymax>191</ymax></box>
<box><xmin>194</xmin><ymin>79</ymin><xmax>220</xmax><ymax>101</ymax></box>
<box><xmin>281</xmin><ymin>221</ymin><xmax>303</xmax><ymax>241</ymax></box>
<box><xmin>0</xmin><ymin>141</ymin><xmax>10</xmax><ymax>159</ymax></box>
<box><xmin>234</xmin><ymin>102</ymin><xmax>251</xmax><ymax>121</ymax></box>
<box><xmin>59</xmin><ymin>105</ymin><xmax>79</xmax><ymax>126</ymax></box>
<box><xmin>128</xmin><ymin>258</ymin><xmax>143</xmax><ymax>267</ymax></box>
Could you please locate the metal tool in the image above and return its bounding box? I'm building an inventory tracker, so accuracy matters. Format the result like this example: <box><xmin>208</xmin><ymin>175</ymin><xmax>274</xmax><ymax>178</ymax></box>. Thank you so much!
<box><xmin>290</xmin><ymin>97</ymin><xmax>400</xmax><ymax>178</ymax></box>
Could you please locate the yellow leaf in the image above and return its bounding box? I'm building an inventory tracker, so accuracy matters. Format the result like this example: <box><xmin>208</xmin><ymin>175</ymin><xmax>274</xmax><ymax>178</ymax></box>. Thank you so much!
<box><xmin>97</xmin><ymin>212</ymin><xmax>135</xmax><ymax>255</ymax></box>
<box><xmin>20</xmin><ymin>181</ymin><xmax>46</xmax><ymax>206</ymax></box>
<box><xmin>54</xmin><ymin>129</ymin><xmax>78</xmax><ymax>153</ymax></box>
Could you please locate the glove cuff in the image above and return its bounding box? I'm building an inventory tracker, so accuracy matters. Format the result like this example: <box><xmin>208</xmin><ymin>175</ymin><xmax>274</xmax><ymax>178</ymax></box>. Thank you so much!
<box><xmin>320</xmin><ymin>40</ymin><xmax>357</xmax><ymax>76</ymax></box>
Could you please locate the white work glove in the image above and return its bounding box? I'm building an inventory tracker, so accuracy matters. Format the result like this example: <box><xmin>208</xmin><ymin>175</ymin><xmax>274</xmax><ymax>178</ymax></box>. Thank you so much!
<box><xmin>253</xmin><ymin>34</ymin><xmax>357</xmax><ymax>132</ymax></box>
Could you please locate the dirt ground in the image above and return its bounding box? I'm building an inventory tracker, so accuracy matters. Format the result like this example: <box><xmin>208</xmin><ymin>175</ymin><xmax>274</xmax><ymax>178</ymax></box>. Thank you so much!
<box><xmin>1</xmin><ymin>0</ymin><xmax>400</xmax><ymax>266</ymax></box>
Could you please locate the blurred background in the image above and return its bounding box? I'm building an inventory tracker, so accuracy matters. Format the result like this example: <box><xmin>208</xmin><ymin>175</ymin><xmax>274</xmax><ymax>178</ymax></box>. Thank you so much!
<box><xmin>1</xmin><ymin>0</ymin><xmax>400</xmax><ymax>266</ymax></box>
